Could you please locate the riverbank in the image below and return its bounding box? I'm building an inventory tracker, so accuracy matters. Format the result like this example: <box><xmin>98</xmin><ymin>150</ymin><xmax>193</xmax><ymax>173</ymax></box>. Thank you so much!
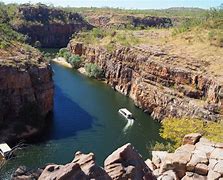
<box><xmin>67</xmin><ymin>36</ymin><xmax>222</xmax><ymax>122</ymax></box>
<box><xmin>52</xmin><ymin>57</ymin><xmax>72</xmax><ymax>68</ymax></box>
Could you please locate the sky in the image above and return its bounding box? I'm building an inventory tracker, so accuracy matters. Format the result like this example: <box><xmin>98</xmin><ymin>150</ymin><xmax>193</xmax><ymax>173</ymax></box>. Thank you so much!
<box><xmin>1</xmin><ymin>0</ymin><xmax>222</xmax><ymax>9</ymax></box>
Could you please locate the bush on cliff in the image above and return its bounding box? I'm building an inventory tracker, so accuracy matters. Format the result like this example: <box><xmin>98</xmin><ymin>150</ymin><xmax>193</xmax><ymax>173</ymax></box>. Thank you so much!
<box><xmin>84</xmin><ymin>63</ymin><xmax>104</xmax><ymax>79</ymax></box>
<box><xmin>57</xmin><ymin>48</ymin><xmax>69</xmax><ymax>58</ymax></box>
<box><xmin>67</xmin><ymin>55</ymin><xmax>82</xmax><ymax>69</ymax></box>
<box><xmin>160</xmin><ymin>118</ymin><xmax>223</xmax><ymax>148</ymax></box>
<box><xmin>0</xmin><ymin>23</ymin><xmax>26</xmax><ymax>49</ymax></box>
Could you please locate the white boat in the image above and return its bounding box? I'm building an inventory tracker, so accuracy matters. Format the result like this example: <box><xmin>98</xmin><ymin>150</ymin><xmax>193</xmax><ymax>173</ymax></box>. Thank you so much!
<box><xmin>118</xmin><ymin>108</ymin><xmax>134</xmax><ymax>120</ymax></box>
<box><xmin>0</xmin><ymin>143</ymin><xmax>11</xmax><ymax>159</ymax></box>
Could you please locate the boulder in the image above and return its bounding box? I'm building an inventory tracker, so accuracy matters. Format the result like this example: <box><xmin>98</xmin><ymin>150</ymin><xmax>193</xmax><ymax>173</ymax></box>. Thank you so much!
<box><xmin>207</xmin><ymin>170</ymin><xmax>221</xmax><ymax>180</ymax></box>
<box><xmin>160</xmin><ymin>150</ymin><xmax>191</xmax><ymax>179</ymax></box>
<box><xmin>210</xmin><ymin>148</ymin><xmax>223</xmax><ymax>160</ymax></box>
<box><xmin>39</xmin><ymin>152</ymin><xmax>110</xmax><ymax>180</ymax></box>
<box><xmin>104</xmin><ymin>143</ymin><xmax>155</xmax><ymax>180</ymax></box>
<box><xmin>194</xmin><ymin>163</ymin><xmax>209</xmax><ymax>176</ymax></box>
<box><xmin>187</xmin><ymin>149</ymin><xmax>208</xmax><ymax>171</ymax></box>
<box><xmin>182</xmin><ymin>172</ymin><xmax>207</xmax><ymax>180</ymax></box>
<box><xmin>212</xmin><ymin>160</ymin><xmax>223</xmax><ymax>175</ymax></box>
<box><xmin>158</xmin><ymin>170</ymin><xmax>177</xmax><ymax>180</ymax></box>
<box><xmin>145</xmin><ymin>159</ymin><xmax>157</xmax><ymax>171</ymax></box>
<box><xmin>11</xmin><ymin>166</ymin><xmax>43</xmax><ymax>180</ymax></box>
<box><xmin>182</xmin><ymin>133</ymin><xmax>202</xmax><ymax>145</ymax></box>
<box><xmin>152</xmin><ymin>151</ymin><xmax>168</xmax><ymax>168</ymax></box>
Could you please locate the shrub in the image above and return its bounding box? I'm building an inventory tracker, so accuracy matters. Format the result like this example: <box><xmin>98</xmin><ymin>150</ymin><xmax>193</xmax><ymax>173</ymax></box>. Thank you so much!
<box><xmin>57</xmin><ymin>48</ymin><xmax>69</xmax><ymax>57</ymax></box>
<box><xmin>67</xmin><ymin>55</ymin><xmax>82</xmax><ymax>68</ymax></box>
<box><xmin>150</xmin><ymin>141</ymin><xmax>175</xmax><ymax>153</ymax></box>
<box><xmin>160</xmin><ymin>118</ymin><xmax>223</xmax><ymax>149</ymax></box>
<box><xmin>84</xmin><ymin>63</ymin><xmax>104</xmax><ymax>78</ymax></box>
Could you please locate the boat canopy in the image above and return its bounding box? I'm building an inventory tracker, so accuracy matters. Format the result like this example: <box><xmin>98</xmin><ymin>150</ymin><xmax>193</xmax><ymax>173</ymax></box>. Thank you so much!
<box><xmin>119</xmin><ymin>108</ymin><xmax>132</xmax><ymax>116</ymax></box>
<box><xmin>0</xmin><ymin>143</ymin><xmax>11</xmax><ymax>154</ymax></box>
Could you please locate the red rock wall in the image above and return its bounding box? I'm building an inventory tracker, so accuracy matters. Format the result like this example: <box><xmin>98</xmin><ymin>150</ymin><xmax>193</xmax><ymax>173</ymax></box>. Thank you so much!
<box><xmin>69</xmin><ymin>42</ymin><xmax>222</xmax><ymax>121</ymax></box>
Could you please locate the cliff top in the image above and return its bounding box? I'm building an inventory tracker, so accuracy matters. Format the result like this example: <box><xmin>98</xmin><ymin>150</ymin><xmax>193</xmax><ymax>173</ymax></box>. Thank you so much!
<box><xmin>72</xmin><ymin>23</ymin><xmax>223</xmax><ymax>84</ymax></box>
<box><xmin>0</xmin><ymin>23</ymin><xmax>46</xmax><ymax>68</ymax></box>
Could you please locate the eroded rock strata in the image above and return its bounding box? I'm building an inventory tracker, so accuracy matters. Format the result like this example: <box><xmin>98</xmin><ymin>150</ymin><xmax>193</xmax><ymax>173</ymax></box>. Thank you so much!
<box><xmin>68</xmin><ymin>41</ymin><xmax>222</xmax><ymax>121</ymax></box>
<box><xmin>12</xmin><ymin>4</ymin><xmax>93</xmax><ymax>48</ymax></box>
<box><xmin>0</xmin><ymin>50</ymin><xmax>54</xmax><ymax>142</ymax></box>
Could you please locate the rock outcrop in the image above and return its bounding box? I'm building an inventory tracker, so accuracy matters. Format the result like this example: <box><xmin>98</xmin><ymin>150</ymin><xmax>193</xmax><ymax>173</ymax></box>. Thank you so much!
<box><xmin>13</xmin><ymin>144</ymin><xmax>155</xmax><ymax>180</ymax></box>
<box><xmin>68</xmin><ymin>41</ymin><xmax>222</xmax><ymax>121</ymax></box>
<box><xmin>83</xmin><ymin>13</ymin><xmax>173</xmax><ymax>29</ymax></box>
<box><xmin>147</xmin><ymin>134</ymin><xmax>223</xmax><ymax>180</ymax></box>
<box><xmin>0</xmin><ymin>50</ymin><xmax>54</xmax><ymax>143</ymax></box>
<box><xmin>104</xmin><ymin>143</ymin><xmax>154</xmax><ymax>179</ymax></box>
<box><xmin>12</xmin><ymin>135</ymin><xmax>223</xmax><ymax>180</ymax></box>
<box><xmin>12</xmin><ymin>4</ymin><xmax>93</xmax><ymax>48</ymax></box>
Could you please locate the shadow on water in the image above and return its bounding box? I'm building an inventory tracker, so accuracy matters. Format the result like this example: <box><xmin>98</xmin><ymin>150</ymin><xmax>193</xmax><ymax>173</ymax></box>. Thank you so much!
<box><xmin>43</xmin><ymin>85</ymin><xmax>94</xmax><ymax>141</ymax></box>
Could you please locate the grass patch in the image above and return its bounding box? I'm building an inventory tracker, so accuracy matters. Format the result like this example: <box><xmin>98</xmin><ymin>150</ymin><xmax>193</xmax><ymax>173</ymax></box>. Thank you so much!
<box><xmin>160</xmin><ymin>118</ymin><xmax>223</xmax><ymax>149</ymax></box>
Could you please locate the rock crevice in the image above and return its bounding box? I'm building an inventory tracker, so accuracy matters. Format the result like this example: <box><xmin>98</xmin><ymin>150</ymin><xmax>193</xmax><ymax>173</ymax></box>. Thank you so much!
<box><xmin>68</xmin><ymin>42</ymin><xmax>222</xmax><ymax>121</ymax></box>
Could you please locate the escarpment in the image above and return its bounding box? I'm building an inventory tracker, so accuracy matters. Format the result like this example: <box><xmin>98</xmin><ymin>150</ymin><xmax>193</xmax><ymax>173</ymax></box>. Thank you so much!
<box><xmin>0</xmin><ymin>48</ymin><xmax>54</xmax><ymax>142</ymax></box>
<box><xmin>68</xmin><ymin>41</ymin><xmax>222</xmax><ymax>121</ymax></box>
<box><xmin>12</xmin><ymin>4</ymin><xmax>93</xmax><ymax>48</ymax></box>
<box><xmin>82</xmin><ymin>13</ymin><xmax>173</xmax><ymax>29</ymax></box>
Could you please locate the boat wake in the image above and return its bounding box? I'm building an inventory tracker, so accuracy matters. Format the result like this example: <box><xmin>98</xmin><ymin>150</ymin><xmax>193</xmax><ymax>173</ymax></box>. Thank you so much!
<box><xmin>123</xmin><ymin>119</ymin><xmax>134</xmax><ymax>134</ymax></box>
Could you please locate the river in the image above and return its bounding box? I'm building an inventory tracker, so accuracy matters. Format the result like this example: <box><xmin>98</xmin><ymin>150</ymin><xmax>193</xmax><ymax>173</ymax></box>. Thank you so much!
<box><xmin>0</xmin><ymin>53</ymin><xmax>163</xmax><ymax>179</ymax></box>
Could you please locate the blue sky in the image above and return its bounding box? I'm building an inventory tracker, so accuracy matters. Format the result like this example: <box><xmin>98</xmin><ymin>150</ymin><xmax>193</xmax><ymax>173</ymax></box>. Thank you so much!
<box><xmin>1</xmin><ymin>0</ymin><xmax>222</xmax><ymax>9</ymax></box>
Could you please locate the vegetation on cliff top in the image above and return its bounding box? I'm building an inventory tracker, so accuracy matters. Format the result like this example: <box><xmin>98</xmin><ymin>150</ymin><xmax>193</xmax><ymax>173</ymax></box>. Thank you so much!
<box><xmin>160</xmin><ymin>118</ymin><xmax>223</xmax><ymax>148</ymax></box>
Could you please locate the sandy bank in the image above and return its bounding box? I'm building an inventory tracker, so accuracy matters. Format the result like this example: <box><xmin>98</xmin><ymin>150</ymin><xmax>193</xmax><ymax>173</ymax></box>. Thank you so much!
<box><xmin>52</xmin><ymin>57</ymin><xmax>72</xmax><ymax>68</ymax></box>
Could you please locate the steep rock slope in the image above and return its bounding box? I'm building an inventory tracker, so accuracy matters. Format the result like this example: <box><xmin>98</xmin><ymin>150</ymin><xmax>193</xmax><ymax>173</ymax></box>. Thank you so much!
<box><xmin>83</xmin><ymin>13</ymin><xmax>173</xmax><ymax>29</ymax></box>
<box><xmin>12</xmin><ymin>4</ymin><xmax>93</xmax><ymax>48</ymax></box>
<box><xmin>0</xmin><ymin>44</ymin><xmax>54</xmax><ymax>142</ymax></box>
<box><xmin>68</xmin><ymin>41</ymin><xmax>222</xmax><ymax>121</ymax></box>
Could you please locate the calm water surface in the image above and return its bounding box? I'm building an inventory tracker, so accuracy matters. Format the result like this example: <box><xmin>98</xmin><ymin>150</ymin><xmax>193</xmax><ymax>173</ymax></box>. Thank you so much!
<box><xmin>1</xmin><ymin>58</ymin><xmax>162</xmax><ymax>179</ymax></box>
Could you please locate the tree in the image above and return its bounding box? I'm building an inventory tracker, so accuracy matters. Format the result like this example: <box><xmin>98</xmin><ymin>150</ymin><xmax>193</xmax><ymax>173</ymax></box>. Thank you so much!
<box><xmin>84</xmin><ymin>63</ymin><xmax>104</xmax><ymax>79</ymax></box>
<box><xmin>68</xmin><ymin>55</ymin><xmax>82</xmax><ymax>69</ymax></box>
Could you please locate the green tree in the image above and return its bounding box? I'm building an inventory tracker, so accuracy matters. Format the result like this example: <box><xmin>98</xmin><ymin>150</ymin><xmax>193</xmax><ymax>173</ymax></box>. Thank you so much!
<box><xmin>68</xmin><ymin>55</ymin><xmax>82</xmax><ymax>69</ymax></box>
<box><xmin>84</xmin><ymin>63</ymin><xmax>104</xmax><ymax>78</ymax></box>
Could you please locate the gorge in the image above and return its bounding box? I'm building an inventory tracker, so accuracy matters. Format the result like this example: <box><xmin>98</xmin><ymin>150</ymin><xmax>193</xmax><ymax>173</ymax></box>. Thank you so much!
<box><xmin>0</xmin><ymin>3</ymin><xmax>222</xmax><ymax>180</ymax></box>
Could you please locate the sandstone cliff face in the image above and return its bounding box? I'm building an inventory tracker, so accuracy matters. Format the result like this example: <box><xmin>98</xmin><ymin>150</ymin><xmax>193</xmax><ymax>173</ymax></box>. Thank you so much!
<box><xmin>68</xmin><ymin>42</ymin><xmax>222</xmax><ymax>121</ymax></box>
<box><xmin>0</xmin><ymin>54</ymin><xmax>54</xmax><ymax>142</ymax></box>
<box><xmin>82</xmin><ymin>13</ymin><xmax>173</xmax><ymax>29</ymax></box>
<box><xmin>12</xmin><ymin>4</ymin><xmax>93</xmax><ymax>48</ymax></box>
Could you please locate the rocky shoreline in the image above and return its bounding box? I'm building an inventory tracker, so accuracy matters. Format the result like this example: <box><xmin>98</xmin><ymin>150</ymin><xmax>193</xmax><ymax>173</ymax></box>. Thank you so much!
<box><xmin>67</xmin><ymin>41</ymin><xmax>222</xmax><ymax>122</ymax></box>
<box><xmin>12</xmin><ymin>134</ymin><xmax>223</xmax><ymax>180</ymax></box>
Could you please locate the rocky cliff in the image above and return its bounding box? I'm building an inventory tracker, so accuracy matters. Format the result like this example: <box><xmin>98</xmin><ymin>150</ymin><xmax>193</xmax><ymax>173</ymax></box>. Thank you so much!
<box><xmin>82</xmin><ymin>13</ymin><xmax>173</xmax><ymax>29</ymax></box>
<box><xmin>0</xmin><ymin>46</ymin><xmax>54</xmax><ymax>143</ymax></box>
<box><xmin>12</xmin><ymin>4</ymin><xmax>93</xmax><ymax>48</ymax></box>
<box><xmin>12</xmin><ymin>134</ymin><xmax>223</xmax><ymax>180</ymax></box>
<box><xmin>68</xmin><ymin>41</ymin><xmax>222</xmax><ymax>121</ymax></box>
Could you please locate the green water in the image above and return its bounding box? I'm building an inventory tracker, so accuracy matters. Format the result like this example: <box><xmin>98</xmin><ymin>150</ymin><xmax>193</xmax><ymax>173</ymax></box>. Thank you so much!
<box><xmin>0</xmin><ymin>60</ymin><xmax>162</xmax><ymax>179</ymax></box>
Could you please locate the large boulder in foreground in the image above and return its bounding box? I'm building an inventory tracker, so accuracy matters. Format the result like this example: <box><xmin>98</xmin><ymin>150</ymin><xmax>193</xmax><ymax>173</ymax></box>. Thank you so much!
<box><xmin>104</xmin><ymin>143</ymin><xmax>155</xmax><ymax>180</ymax></box>
<box><xmin>13</xmin><ymin>143</ymin><xmax>155</xmax><ymax>180</ymax></box>
<box><xmin>149</xmin><ymin>134</ymin><xmax>223</xmax><ymax>180</ymax></box>
<box><xmin>38</xmin><ymin>152</ymin><xmax>110</xmax><ymax>180</ymax></box>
